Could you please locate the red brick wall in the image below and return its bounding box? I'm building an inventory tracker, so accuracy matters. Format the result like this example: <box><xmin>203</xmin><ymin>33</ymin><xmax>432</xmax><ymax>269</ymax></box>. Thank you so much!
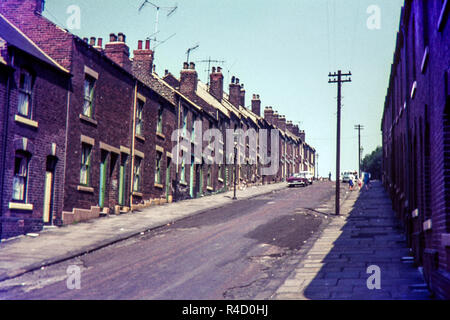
<box><xmin>1</xmin><ymin>49</ymin><xmax>69</xmax><ymax>237</ymax></box>
<box><xmin>381</xmin><ymin>0</ymin><xmax>450</xmax><ymax>299</ymax></box>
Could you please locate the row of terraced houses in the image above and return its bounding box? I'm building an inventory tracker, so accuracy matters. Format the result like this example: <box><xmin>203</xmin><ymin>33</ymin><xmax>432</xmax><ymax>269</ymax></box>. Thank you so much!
<box><xmin>0</xmin><ymin>0</ymin><xmax>316</xmax><ymax>240</ymax></box>
<box><xmin>381</xmin><ymin>0</ymin><xmax>449</xmax><ymax>299</ymax></box>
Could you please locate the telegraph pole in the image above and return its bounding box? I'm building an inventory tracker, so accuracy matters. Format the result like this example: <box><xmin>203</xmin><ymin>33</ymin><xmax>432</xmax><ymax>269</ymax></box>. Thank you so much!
<box><xmin>328</xmin><ymin>70</ymin><xmax>352</xmax><ymax>215</ymax></box>
<box><xmin>354</xmin><ymin>124</ymin><xmax>364</xmax><ymax>178</ymax></box>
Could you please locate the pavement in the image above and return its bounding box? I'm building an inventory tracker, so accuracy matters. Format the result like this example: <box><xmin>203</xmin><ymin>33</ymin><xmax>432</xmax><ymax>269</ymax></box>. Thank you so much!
<box><xmin>0</xmin><ymin>182</ymin><xmax>287</xmax><ymax>283</ymax></box>
<box><xmin>272</xmin><ymin>181</ymin><xmax>432</xmax><ymax>300</ymax></box>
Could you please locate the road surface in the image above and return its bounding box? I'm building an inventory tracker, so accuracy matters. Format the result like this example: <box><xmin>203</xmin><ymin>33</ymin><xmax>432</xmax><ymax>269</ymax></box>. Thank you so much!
<box><xmin>0</xmin><ymin>181</ymin><xmax>341</xmax><ymax>300</ymax></box>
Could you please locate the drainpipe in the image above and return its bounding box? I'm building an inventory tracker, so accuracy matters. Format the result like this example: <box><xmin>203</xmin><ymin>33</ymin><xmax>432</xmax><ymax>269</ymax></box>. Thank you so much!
<box><xmin>0</xmin><ymin>64</ymin><xmax>12</xmax><ymax>241</ymax></box>
<box><xmin>174</xmin><ymin>96</ymin><xmax>181</xmax><ymax>202</ymax></box>
<box><xmin>61</xmin><ymin>80</ymin><xmax>71</xmax><ymax>226</ymax></box>
<box><xmin>129</xmin><ymin>80</ymin><xmax>138</xmax><ymax>209</ymax></box>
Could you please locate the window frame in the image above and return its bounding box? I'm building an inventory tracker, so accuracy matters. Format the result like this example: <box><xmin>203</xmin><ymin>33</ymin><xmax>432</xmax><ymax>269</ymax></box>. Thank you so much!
<box><xmin>80</xmin><ymin>143</ymin><xmax>92</xmax><ymax>186</ymax></box>
<box><xmin>155</xmin><ymin>152</ymin><xmax>162</xmax><ymax>185</ymax></box>
<box><xmin>133</xmin><ymin>156</ymin><xmax>142</xmax><ymax>192</ymax></box>
<box><xmin>12</xmin><ymin>152</ymin><xmax>30</xmax><ymax>202</ymax></box>
<box><xmin>82</xmin><ymin>75</ymin><xmax>96</xmax><ymax>118</ymax></box>
<box><xmin>157</xmin><ymin>104</ymin><xmax>163</xmax><ymax>134</ymax></box>
<box><xmin>17</xmin><ymin>69</ymin><xmax>33</xmax><ymax>119</ymax></box>
<box><xmin>136</xmin><ymin>99</ymin><xmax>144</xmax><ymax>136</ymax></box>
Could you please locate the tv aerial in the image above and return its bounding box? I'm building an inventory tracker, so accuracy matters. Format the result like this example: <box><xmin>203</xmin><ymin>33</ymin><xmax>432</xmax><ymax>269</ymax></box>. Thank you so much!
<box><xmin>186</xmin><ymin>43</ymin><xmax>199</xmax><ymax>64</ymax></box>
<box><xmin>196</xmin><ymin>57</ymin><xmax>226</xmax><ymax>85</ymax></box>
<box><xmin>139</xmin><ymin>1</ymin><xmax>178</xmax><ymax>50</ymax></box>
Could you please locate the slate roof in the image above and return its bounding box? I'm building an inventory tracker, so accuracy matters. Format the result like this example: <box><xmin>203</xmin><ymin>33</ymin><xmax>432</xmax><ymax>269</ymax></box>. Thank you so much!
<box><xmin>0</xmin><ymin>14</ymin><xmax>69</xmax><ymax>73</ymax></box>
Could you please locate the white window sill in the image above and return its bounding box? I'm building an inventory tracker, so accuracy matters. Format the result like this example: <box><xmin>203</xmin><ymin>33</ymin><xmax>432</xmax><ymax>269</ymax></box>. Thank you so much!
<box><xmin>15</xmin><ymin>115</ymin><xmax>38</xmax><ymax>128</ymax></box>
<box><xmin>9</xmin><ymin>202</ymin><xmax>33</xmax><ymax>211</ymax></box>
<box><xmin>77</xmin><ymin>185</ymin><xmax>94</xmax><ymax>193</ymax></box>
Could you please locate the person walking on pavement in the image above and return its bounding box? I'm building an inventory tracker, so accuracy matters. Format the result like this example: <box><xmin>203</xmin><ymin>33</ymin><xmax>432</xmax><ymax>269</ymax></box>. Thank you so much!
<box><xmin>348</xmin><ymin>174</ymin><xmax>354</xmax><ymax>191</ymax></box>
<box><xmin>363</xmin><ymin>172</ymin><xmax>370</xmax><ymax>190</ymax></box>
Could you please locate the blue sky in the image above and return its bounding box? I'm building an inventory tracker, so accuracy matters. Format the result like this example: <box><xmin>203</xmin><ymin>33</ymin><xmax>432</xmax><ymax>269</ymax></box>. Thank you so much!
<box><xmin>44</xmin><ymin>0</ymin><xmax>404</xmax><ymax>178</ymax></box>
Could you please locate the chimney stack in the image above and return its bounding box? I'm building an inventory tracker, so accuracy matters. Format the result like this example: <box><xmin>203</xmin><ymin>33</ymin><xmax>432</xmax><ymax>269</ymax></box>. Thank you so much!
<box><xmin>180</xmin><ymin>62</ymin><xmax>198</xmax><ymax>98</ymax></box>
<box><xmin>93</xmin><ymin>38</ymin><xmax>103</xmax><ymax>51</ymax></box>
<box><xmin>209</xmin><ymin>66</ymin><xmax>224</xmax><ymax>101</ymax></box>
<box><xmin>229</xmin><ymin>76</ymin><xmax>241</xmax><ymax>107</ymax></box>
<box><xmin>272</xmin><ymin>111</ymin><xmax>279</xmax><ymax>128</ymax></box>
<box><xmin>299</xmin><ymin>130</ymin><xmax>305</xmax><ymax>142</ymax></box>
<box><xmin>251</xmin><ymin>94</ymin><xmax>261</xmax><ymax>116</ymax></box>
<box><xmin>132</xmin><ymin>39</ymin><xmax>154</xmax><ymax>81</ymax></box>
<box><xmin>279</xmin><ymin>115</ymin><xmax>287</xmax><ymax>131</ymax></box>
<box><xmin>286</xmin><ymin>120</ymin><xmax>294</xmax><ymax>133</ymax></box>
<box><xmin>292</xmin><ymin>125</ymin><xmax>300</xmax><ymax>137</ymax></box>
<box><xmin>104</xmin><ymin>32</ymin><xmax>131</xmax><ymax>72</ymax></box>
<box><xmin>264</xmin><ymin>106</ymin><xmax>274</xmax><ymax>125</ymax></box>
<box><xmin>35</xmin><ymin>0</ymin><xmax>45</xmax><ymax>14</ymax></box>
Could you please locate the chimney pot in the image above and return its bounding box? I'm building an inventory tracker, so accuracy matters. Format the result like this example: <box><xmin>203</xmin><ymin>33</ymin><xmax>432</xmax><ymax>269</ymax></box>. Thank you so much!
<box><xmin>212</xmin><ymin>66</ymin><xmax>216</xmax><ymax>73</ymax></box>
<box><xmin>217</xmin><ymin>67</ymin><xmax>222</xmax><ymax>73</ymax></box>
<box><xmin>83</xmin><ymin>37</ymin><xmax>88</xmax><ymax>43</ymax></box>
<box><xmin>236</xmin><ymin>78</ymin><xmax>240</xmax><ymax>84</ymax></box>
<box><xmin>183</xmin><ymin>62</ymin><xmax>189</xmax><ymax>69</ymax></box>
<box><xmin>109</xmin><ymin>33</ymin><xmax>117</xmax><ymax>42</ymax></box>
<box><xmin>138</xmin><ymin>40</ymin><xmax>143</xmax><ymax>50</ymax></box>
<box><xmin>189</xmin><ymin>62</ymin><xmax>195</xmax><ymax>70</ymax></box>
<box><xmin>231</xmin><ymin>76</ymin><xmax>235</xmax><ymax>84</ymax></box>
<box><xmin>118</xmin><ymin>32</ymin><xmax>126</xmax><ymax>43</ymax></box>
<box><xmin>90</xmin><ymin>37</ymin><xmax>96</xmax><ymax>46</ymax></box>
<box><xmin>165</xmin><ymin>69</ymin><xmax>169</xmax><ymax>75</ymax></box>
<box><xmin>97</xmin><ymin>38</ymin><xmax>103</xmax><ymax>48</ymax></box>
<box><xmin>145</xmin><ymin>39</ymin><xmax>150</xmax><ymax>50</ymax></box>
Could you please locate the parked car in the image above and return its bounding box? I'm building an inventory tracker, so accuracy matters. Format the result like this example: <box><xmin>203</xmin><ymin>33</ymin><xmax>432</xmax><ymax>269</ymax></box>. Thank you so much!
<box><xmin>287</xmin><ymin>173</ymin><xmax>309</xmax><ymax>187</ymax></box>
<box><xmin>299</xmin><ymin>171</ymin><xmax>313</xmax><ymax>185</ymax></box>
<box><xmin>342</xmin><ymin>171</ymin><xmax>358</xmax><ymax>182</ymax></box>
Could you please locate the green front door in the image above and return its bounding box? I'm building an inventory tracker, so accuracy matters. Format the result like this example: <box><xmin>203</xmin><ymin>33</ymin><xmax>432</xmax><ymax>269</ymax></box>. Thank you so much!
<box><xmin>99</xmin><ymin>151</ymin><xmax>107</xmax><ymax>208</ymax></box>
<box><xmin>118</xmin><ymin>154</ymin><xmax>127</xmax><ymax>206</ymax></box>
<box><xmin>198</xmin><ymin>165</ymin><xmax>203</xmax><ymax>197</ymax></box>
<box><xmin>190</xmin><ymin>156</ymin><xmax>195</xmax><ymax>198</ymax></box>
<box><xmin>166</xmin><ymin>158</ymin><xmax>171</xmax><ymax>200</ymax></box>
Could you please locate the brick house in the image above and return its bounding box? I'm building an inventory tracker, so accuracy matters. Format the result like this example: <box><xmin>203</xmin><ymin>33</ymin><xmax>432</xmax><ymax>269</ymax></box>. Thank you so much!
<box><xmin>0</xmin><ymin>13</ymin><xmax>70</xmax><ymax>238</ymax></box>
<box><xmin>0</xmin><ymin>0</ymin><xmax>181</xmax><ymax>229</ymax></box>
<box><xmin>381</xmin><ymin>0</ymin><xmax>450</xmax><ymax>299</ymax></box>
<box><xmin>0</xmin><ymin>0</ymin><xmax>316</xmax><ymax>240</ymax></box>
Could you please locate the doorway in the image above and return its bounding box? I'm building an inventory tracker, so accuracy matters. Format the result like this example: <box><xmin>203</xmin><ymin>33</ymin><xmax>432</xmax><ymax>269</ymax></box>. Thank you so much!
<box><xmin>43</xmin><ymin>156</ymin><xmax>57</xmax><ymax>224</ymax></box>
<box><xmin>99</xmin><ymin>151</ymin><xmax>108</xmax><ymax>208</ymax></box>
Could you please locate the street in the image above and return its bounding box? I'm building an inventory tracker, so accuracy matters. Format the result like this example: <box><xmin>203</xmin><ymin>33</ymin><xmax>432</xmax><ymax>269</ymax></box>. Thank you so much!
<box><xmin>0</xmin><ymin>182</ymin><xmax>338</xmax><ymax>300</ymax></box>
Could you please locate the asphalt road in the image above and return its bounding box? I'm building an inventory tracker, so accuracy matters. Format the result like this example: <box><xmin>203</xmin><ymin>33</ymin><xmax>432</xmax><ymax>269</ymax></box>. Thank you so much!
<box><xmin>0</xmin><ymin>181</ymin><xmax>339</xmax><ymax>300</ymax></box>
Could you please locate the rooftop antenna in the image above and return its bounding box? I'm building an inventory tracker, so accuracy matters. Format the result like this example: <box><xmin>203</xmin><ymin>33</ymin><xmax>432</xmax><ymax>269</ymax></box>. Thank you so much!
<box><xmin>196</xmin><ymin>57</ymin><xmax>226</xmax><ymax>85</ymax></box>
<box><xmin>154</xmin><ymin>32</ymin><xmax>176</xmax><ymax>49</ymax></box>
<box><xmin>225</xmin><ymin>59</ymin><xmax>237</xmax><ymax>85</ymax></box>
<box><xmin>139</xmin><ymin>1</ymin><xmax>178</xmax><ymax>49</ymax></box>
<box><xmin>186</xmin><ymin>43</ymin><xmax>199</xmax><ymax>64</ymax></box>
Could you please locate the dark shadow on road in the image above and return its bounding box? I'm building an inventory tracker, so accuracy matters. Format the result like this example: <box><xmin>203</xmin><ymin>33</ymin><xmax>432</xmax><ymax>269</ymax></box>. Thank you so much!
<box><xmin>302</xmin><ymin>181</ymin><xmax>432</xmax><ymax>300</ymax></box>
<box><xmin>246</xmin><ymin>214</ymin><xmax>323</xmax><ymax>250</ymax></box>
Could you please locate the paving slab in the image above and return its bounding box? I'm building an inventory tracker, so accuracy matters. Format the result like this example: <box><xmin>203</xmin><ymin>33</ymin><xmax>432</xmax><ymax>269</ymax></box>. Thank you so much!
<box><xmin>273</xmin><ymin>181</ymin><xmax>432</xmax><ymax>300</ymax></box>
